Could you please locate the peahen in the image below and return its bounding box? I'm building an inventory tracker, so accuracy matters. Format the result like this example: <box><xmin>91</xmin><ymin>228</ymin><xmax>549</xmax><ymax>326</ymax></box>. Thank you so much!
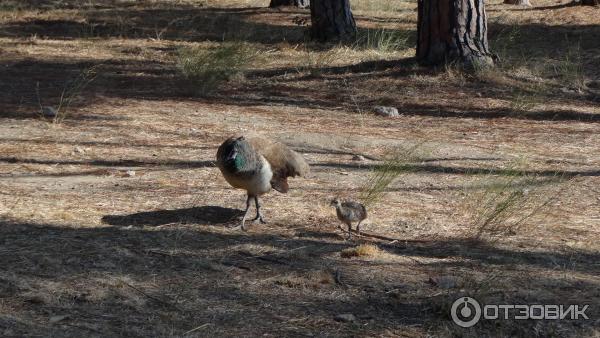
<box><xmin>216</xmin><ymin>135</ymin><xmax>310</xmax><ymax>230</ymax></box>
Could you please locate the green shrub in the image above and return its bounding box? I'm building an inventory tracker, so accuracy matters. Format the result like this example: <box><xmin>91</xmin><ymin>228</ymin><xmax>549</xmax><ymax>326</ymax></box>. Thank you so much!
<box><xmin>177</xmin><ymin>43</ymin><xmax>255</xmax><ymax>94</ymax></box>
<box><xmin>359</xmin><ymin>143</ymin><xmax>426</xmax><ymax>207</ymax></box>
<box><xmin>354</xmin><ymin>28</ymin><xmax>411</xmax><ymax>53</ymax></box>
<box><xmin>462</xmin><ymin>161</ymin><xmax>566</xmax><ymax>239</ymax></box>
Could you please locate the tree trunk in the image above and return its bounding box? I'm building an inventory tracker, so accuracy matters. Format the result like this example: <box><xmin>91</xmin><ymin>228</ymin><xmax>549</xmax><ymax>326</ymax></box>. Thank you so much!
<box><xmin>503</xmin><ymin>0</ymin><xmax>531</xmax><ymax>6</ymax></box>
<box><xmin>581</xmin><ymin>0</ymin><xmax>599</xmax><ymax>5</ymax></box>
<box><xmin>310</xmin><ymin>0</ymin><xmax>357</xmax><ymax>42</ymax></box>
<box><xmin>270</xmin><ymin>0</ymin><xmax>310</xmax><ymax>8</ymax></box>
<box><xmin>417</xmin><ymin>0</ymin><xmax>495</xmax><ymax>68</ymax></box>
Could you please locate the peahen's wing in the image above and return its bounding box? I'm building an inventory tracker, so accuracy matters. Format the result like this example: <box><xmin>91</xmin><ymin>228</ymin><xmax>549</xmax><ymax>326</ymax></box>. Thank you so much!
<box><xmin>247</xmin><ymin>136</ymin><xmax>309</xmax><ymax>193</ymax></box>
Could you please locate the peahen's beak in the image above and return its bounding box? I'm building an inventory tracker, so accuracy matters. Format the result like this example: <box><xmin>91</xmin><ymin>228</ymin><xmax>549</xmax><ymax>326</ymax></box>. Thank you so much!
<box><xmin>225</xmin><ymin>149</ymin><xmax>237</xmax><ymax>162</ymax></box>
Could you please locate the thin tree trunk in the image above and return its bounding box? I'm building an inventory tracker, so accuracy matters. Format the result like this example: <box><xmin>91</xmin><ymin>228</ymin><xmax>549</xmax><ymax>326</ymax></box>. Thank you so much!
<box><xmin>417</xmin><ymin>0</ymin><xmax>495</xmax><ymax>68</ymax></box>
<box><xmin>310</xmin><ymin>0</ymin><xmax>357</xmax><ymax>42</ymax></box>
<box><xmin>504</xmin><ymin>0</ymin><xmax>531</xmax><ymax>6</ymax></box>
<box><xmin>270</xmin><ymin>0</ymin><xmax>310</xmax><ymax>8</ymax></box>
<box><xmin>581</xmin><ymin>0</ymin><xmax>599</xmax><ymax>5</ymax></box>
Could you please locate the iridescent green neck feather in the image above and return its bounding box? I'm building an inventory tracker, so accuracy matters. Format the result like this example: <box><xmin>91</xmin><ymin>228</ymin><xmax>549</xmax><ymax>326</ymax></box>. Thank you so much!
<box><xmin>234</xmin><ymin>154</ymin><xmax>245</xmax><ymax>170</ymax></box>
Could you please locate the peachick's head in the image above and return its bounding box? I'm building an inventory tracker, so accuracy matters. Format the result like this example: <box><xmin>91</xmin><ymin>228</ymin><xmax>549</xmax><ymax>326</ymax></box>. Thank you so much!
<box><xmin>330</xmin><ymin>198</ymin><xmax>341</xmax><ymax>208</ymax></box>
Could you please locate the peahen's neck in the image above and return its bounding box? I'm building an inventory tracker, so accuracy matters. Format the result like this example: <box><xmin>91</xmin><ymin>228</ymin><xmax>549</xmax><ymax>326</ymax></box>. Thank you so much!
<box><xmin>221</xmin><ymin>139</ymin><xmax>258</xmax><ymax>173</ymax></box>
<box><xmin>224</xmin><ymin>147</ymin><xmax>250</xmax><ymax>173</ymax></box>
<box><xmin>233</xmin><ymin>153</ymin><xmax>245</xmax><ymax>170</ymax></box>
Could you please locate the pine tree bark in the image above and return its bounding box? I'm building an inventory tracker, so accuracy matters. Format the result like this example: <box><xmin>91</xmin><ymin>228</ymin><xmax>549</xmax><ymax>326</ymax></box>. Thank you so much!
<box><xmin>417</xmin><ymin>0</ymin><xmax>495</xmax><ymax>68</ymax></box>
<box><xmin>581</xmin><ymin>0</ymin><xmax>599</xmax><ymax>5</ymax></box>
<box><xmin>503</xmin><ymin>0</ymin><xmax>531</xmax><ymax>6</ymax></box>
<box><xmin>310</xmin><ymin>0</ymin><xmax>357</xmax><ymax>42</ymax></box>
<box><xmin>270</xmin><ymin>0</ymin><xmax>310</xmax><ymax>8</ymax></box>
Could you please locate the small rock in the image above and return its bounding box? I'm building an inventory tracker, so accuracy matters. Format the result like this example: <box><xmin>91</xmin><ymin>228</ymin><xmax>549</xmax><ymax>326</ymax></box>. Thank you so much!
<box><xmin>334</xmin><ymin>313</ymin><xmax>357</xmax><ymax>323</ymax></box>
<box><xmin>586</xmin><ymin>80</ymin><xmax>600</xmax><ymax>89</ymax></box>
<box><xmin>74</xmin><ymin>146</ymin><xmax>85</xmax><ymax>154</ymax></box>
<box><xmin>352</xmin><ymin>155</ymin><xmax>365</xmax><ymax>161</ymax></box>
<box><xmin>560</xmin><ymin>87</ymin><xmax>580</xmax><ymax>94</ymax></box>
<box><xmin>125</xmin><ymin>170</ymin><xmax>136</xmax><ymax>177</ymax></box>
<box><xmin>428</xmin><ymin>276</ymin><xmax>458</xmax><ymax>289</ymax></box>
<box><xmin>23</xmin><ymin>294</ymin><xmax>46</xmax><ymax>304</ymax></box>
<box><xmin>373</xmin><ymin>106</ymin><xmax>399</xmax><ymax>117</ymax></box>
<box><xmin>41</xmin><ymin>106</ymin><xmax>57</xmax><ymax>118</ymax></box>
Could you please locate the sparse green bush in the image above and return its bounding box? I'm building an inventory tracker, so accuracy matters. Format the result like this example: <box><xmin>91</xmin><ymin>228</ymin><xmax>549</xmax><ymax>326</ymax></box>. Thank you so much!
<box><xmin>359</xmin><ymin>143</ymin><xmax>426</xmax><ymax>207</ymax></box>
<box><xmin>351</xmin><ymin>0</ymin><xmax>400</xmax><ymax>13</ymax></box>
<box><xmin>490</xmin><ymin>24</ymin><xmax>524</xmax><ymax>64</ymax></box>
<box><xmin>177</xmin><ymin>43</ymin><xmax>255</xmax><ymax>94</ymax></box>
<box><xmin>491</xmin><ymin>27</ymin><xmax>586</xmax><ymax>93</ymax></box>
<box><xmin>0</xmin><ymin>1</ymin><xmax>25</xmax><ymax>11</ymax></box>
<box><xmin>508</xmin><ymin>84</ymin><xmax>546</xmax><ymax>113</ymax></box>
<box><xmin>37</xmin><ymin>65</ymin><xmax>98</xmax><ymax>124</ymax></box>
<box><xmin>308</xmin><ymin>50</ymin><xmax>337</xmax><ymax>75</ymax></box>
<box><xmin>462</xmin><ymin>161</ymin><xmax>566</xmax><ymax>239</ymax></box>
<box><xmin>551</xmin><ymin>43</ymin><xmax>585</xmax><ymax>91</ymax></box>
<box><xmin>298</xmin><ymin>47</ymin><xmax>339</xmax><ymax>77</ymax></box>
<box><xmin>354</xmin><ymin>28</ymin><xmax>411</xmax><ymax>53</ymax></box>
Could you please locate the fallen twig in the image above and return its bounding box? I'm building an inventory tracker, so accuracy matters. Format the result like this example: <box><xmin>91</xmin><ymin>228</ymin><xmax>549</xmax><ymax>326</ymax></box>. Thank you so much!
<box><xmin>121</xmin><ymin>281</ymin><xmax>181</xmax><ymax>311</ymax></box>
<box><xmin>183</xmin><ymin>323</ymin><xmax>211</xmax><ymax>335</ymax></box>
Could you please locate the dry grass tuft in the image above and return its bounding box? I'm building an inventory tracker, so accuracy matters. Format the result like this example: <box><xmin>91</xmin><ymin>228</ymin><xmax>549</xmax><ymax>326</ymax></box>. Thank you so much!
<box><xmin>274</xmin><ymin>270</ymin><xmax>335</xmax><ymax>288</ymax></box>
<box><xmin>340</xmin><ymin>244</ymin><xmax>382</xmax><ymax>258</ymax></box>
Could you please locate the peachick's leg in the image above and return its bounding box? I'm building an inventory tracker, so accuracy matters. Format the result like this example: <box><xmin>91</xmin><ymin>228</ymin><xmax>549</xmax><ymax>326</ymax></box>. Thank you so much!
<box><xmin>356</xmin><ymin>220</ymin><xmax>362</xmax><ymax>236</ymax></box>
<box><xmin>346</xmin><ymin>222</ymin><xmax>353</xmax><ymax>240</ymax></box>
<box><xmin>252</xmin><ymin>196</ymin><xmax>266</xmax><ymax>224</ymax></box>
<box><xmin>239</xmin><ymin>194</ymin><xmax>253</xmax><ymax>231</ymax></box>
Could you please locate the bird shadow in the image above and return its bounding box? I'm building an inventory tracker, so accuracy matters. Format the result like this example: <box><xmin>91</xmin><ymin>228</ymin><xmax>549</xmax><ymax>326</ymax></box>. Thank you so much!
<box><xmin>101</xmin><ymin>205</ymin><xmax>244</xmax><ymax>227</ymax></box>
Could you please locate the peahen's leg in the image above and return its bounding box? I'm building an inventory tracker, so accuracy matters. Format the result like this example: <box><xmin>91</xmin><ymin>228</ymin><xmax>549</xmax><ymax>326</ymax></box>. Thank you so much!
<box><xmin>356</xmin><ymin>220</ymin><xmax>362</xmax><ymax>236</ymax></box>
<box><xmin>239</xmin><ymin>194</ymin><xmax>253</xmax><ymax>231</ymax></box>
<box><xmin>252</xmin><ymin>196</ymin><xmax>267</xmax><ymax>224</ymax></box>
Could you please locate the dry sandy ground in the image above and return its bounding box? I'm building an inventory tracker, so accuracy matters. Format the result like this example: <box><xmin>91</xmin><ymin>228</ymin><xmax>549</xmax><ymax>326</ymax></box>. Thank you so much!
<box><xmin>0</xmin><ymin>0</ymin><xmax>599</xmax><ymax>337</ymax></box>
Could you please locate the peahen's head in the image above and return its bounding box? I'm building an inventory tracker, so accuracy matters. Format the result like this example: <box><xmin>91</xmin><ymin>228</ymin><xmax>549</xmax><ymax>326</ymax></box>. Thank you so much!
<box><xmin>222</xmin><ymin>137</ymin><xmax>248</xmax><ymax>170</ymax></box>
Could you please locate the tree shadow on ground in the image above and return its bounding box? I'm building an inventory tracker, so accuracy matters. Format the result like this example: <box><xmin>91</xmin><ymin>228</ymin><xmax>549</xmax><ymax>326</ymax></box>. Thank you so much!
<box><xmin>0</xmin><ymin>217</ymin><xmax>598</xmax><ymax>336</ymax></box>
<box><xmin>0</xmin><ymin>156</ymin><xmax>215</xmax><ymax>169</ymax></box>
<box><xmin>494</xmin><ymin>2</ymin><xmax>580</xmax><ymax>11</ymax></box>
<box><xmin>0</xmin><ymin>2</ymin><xmax>414</xmax><ymax>45</ymax></box>
<box><xmin>0</xmin><ymin>156</ymin><xmax>215</xmax><ymax>180</ymax></box>
<box><xmin>0</xmin><ymin>6</ymin><xmax>307</xmax><ymax>44</ymax></box>
<box><xmin>312</xmin><ymin>161</ymin><xmax>600</xmax><ymax>177</ymax></box>
<box><xmin>0</xmin><ymin>8</ymin><xmax>600</xmax><ymax>122</ymax></box>
<box><xmin>0</xmin><ymin>137</ymin><xmax>213</xmax><ymax>151</ymax></box>
<box><xmin>0</xmin><ymin>58</ymin><xmax>181</xmax><ymax>120</ymax></box>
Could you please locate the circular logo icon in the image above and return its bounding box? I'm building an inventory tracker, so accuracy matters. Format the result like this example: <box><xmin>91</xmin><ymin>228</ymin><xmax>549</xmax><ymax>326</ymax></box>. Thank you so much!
<box><xmin>451</xmin><ymin>297</ymin><xmax>481</xmax><ymax>328</ymax></box>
